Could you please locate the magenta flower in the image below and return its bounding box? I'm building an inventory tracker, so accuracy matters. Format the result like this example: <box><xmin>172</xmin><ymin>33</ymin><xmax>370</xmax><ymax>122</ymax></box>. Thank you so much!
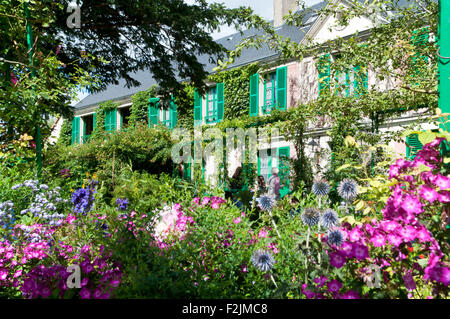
<box><xmin>327</xmin><ymin>279</ymin><xmax>342</xmax><ymax>293</ymax></box>
<box><xmin>329</xmin><ymin>251</ymin><xmax>346</xmax><ymax>268</ymax></box>
<box><xmin>352</xmin><ymin>243</ymin><xmax>369</xmax><ymax>260</ymax></box>
<box><xmin>387</xmin><ymin>233</ymin><xmax>403</xmax><ymax>247</ymax></box>
<box><xmin>233</xmin><ymin>217</ymin><xmax>241</xmax><ymax>224</ymax></box>
<box><xmin>401</xmin><ymin>195</ymin><xmax>423</xmax><ymax>215</ymax></box>
<box><xmin>340</xmin><ymin>290</ymin><xmax>360</xmax><ymax>299</ymax></box>
<box><xmin>370</xmin><ymin>234</ymin><xmax>386</xmax><ymax>247</ymax></box>
<box><xmin>434</xmin><ymin>174</ymin><xmax>450</xmax><ymax>190</ymax></box>
<box><xmin>80</xmin><ymin>287</ymin><xmax>90</xmax><ymax>299</ymax></box>
<box><xmin>438</xmin><ymin>191</ymin><xmax>450</xmax><ymax>203</ymax></box>
<box><xmin>313</xmin><ymin>276</ymin><xmax>328</xmax><ymax>288</ymax></box>
<box><xmin>339</xmin><ymin>242</ymin><xmax>354</xmax><ymax>258</ymax></box>
<box><xmin>419</xmin><ymin>185</ymin><xmax>439</xmax><ymax>203</ymax></box>
<box><xmin>201</xmin><ymin>197</ymin><xmax>210</xmax><ymax>206</ymax></box>
<box><xmin>416</xmin><ymin>227</ymin><xmax>431</xmax><ymax>243</ymax></box>
<box><xmin>348</xmin><ymin>227</ymin><xmax>363</xmax><ymax>242</ymax></box>
<box><xmin>192</xmin><ymin>197</ymin><xmax>200</xmax><ymax>206</ymax></box>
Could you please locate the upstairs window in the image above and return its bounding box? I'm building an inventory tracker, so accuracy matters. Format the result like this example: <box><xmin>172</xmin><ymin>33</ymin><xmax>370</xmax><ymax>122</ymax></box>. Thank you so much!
<box><xmin>82</xmin><ymin>113</ymin><xmax>95</xmax><ymax>143</ymax></box>
<box><xmin>249</xmin><ymin>66</ymin><xmax>286</xmax><ymax>116</ymax></box>
<box><xmin>263</xmin><ymin>72</ymin><xmax>277</xmax><ymax>114</ymax></box>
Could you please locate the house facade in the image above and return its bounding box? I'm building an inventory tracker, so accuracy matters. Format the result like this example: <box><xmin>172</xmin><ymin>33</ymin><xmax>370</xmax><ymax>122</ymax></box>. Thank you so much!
<box><xmin>68</xmin><ymin>0</ymin><xmax>436</xmax><ymax>196</ymax></box>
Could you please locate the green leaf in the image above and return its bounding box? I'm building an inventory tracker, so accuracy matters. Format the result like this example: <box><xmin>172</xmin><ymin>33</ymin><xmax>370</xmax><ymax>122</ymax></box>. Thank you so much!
<box><xmin>336</xmin><ymin>163</ymin><xmax>352</xmax><ymax>172</ymax></box>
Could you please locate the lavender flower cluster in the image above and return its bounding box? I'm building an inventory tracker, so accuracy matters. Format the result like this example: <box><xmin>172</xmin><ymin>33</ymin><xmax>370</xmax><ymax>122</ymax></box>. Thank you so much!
<box><xmin>0</xmin><ymin>200</ymin><xmax>14</xmax><ymax>227</ymax></box>
<box><xmin>11</xmin><ymin>180</ymin><xmax>68</xmax><ymax>226</ymax></box>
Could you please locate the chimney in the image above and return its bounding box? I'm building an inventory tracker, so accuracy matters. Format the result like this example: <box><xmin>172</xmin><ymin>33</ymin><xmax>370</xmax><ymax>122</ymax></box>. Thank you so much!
<box><xmin>273</xmin><ymin>0</ymin><xmax>298</xmax><ymax>28</ymax></box>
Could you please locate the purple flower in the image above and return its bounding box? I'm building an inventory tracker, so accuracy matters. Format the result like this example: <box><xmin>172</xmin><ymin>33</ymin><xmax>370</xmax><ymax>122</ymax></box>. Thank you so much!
<box><xmin>352</xmin><ymin>243</ymin><xmax>369</xmax><ymax>260</ymax></box>
<box><xmin>340</xmin><ymin>290</ymin><xmax>360</xmax><ymax>299</ymax></box>
<box><xmin>327</xmin><ymin>279</ymin><xmax>342</xmax><ymax>293</ymax></box>
<box><xmin>116</xmin><ymin>198</ymin><xmax>129</xmax><ymax>211</ymax></box>
<box><xmin>403</xmin><ymin>273</ymin><xmax>416</xmax><ymax>291</ymax></box>
<box><xmin>329</xmin><ymin>251</ymin><xmax>346</xmax><ymax>268</ymax></box>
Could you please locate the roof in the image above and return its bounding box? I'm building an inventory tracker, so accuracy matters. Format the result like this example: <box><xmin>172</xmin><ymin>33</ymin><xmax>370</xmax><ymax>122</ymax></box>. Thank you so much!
<box><xmin>73</xmin><ymin>1</ymin><xmax>326</xmax><ymax>110</ymax></box>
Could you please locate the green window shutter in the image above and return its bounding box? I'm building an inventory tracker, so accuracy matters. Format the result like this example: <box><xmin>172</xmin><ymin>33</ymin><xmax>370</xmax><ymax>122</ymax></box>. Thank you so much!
<box><xmin>217</xmin><ymin>82</ymin><xmax>224</xmax><ymax>122</ymax></box>
<box><xmin>71</xmin><ymin>117</ymin><xmax>79</xmax><ymax>145</ymax></box>
<box><xmin>93</xmin><ymin>112</ymin><xmax>96</xmax><ymax>131</ymax></box>
<box><xmin>149</xmin><ymin>97</ymin><xmax>160</xmax><ymax>127</ymax></box>
<box><xmin>194</xmin><ymin>89</ymin><xmax>202</xmax><ymax>125</ymax></box>
<box><xmin>104</xmin><ymin>110</ymin><xmax>110</xmax><ymax>131</ymax></box>
<box><xmin>406</xmin><ymin>134</ymin><xmax>424</xmax><ymax>160</ymax></box>
<box><xmin>170</xmin><ymin>97</ymin><xmax>177</xmax><ymax>129</ymax></box>
<box><xmin>318</xmin><ymin>53</ymin><xmax>331</xmax><ymax>96</ymax></box>
<box><xmin>183</xmin><ymin>162</ymin><xmax>191</xmax><ymax>181</ymax></box>
<box><xmin>111</xmin><ymin>109</ymin><xmax>117</xmax><ymax>131</ymax></box>
<box><xmin>82</xmin><ymin>117</ymin><xmax>86</xmax><ymax>140</ymax></box>
<box><xmin>276</xmin><ymin>66</ymin><xmax>287</xmax><ymax>110</ymax></box>
<box><xmin>277</xmin><ymin>146</ymin><xmax>290</xmax><ymax>198</ymax></box>
<box><xmin>249</xmin><ymin>73</ymin><xmax>259</xmax><ymax>116</ymax></box>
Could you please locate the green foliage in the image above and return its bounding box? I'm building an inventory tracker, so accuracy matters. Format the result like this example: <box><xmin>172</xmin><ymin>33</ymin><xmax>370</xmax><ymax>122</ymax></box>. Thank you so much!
<box><xmin>56</xmin><ymin>118</ymin><xmax>72</xmax><ymax>147</ymax></box>
<box><xmin>129</xmin><ymin>86</ymin><xmax>157</xmax><ymax>127</ymax></box>
<box><xmin>209</xmin><ymin>63</ymin><xmax>261</xmax><ymax>119</ymax></box>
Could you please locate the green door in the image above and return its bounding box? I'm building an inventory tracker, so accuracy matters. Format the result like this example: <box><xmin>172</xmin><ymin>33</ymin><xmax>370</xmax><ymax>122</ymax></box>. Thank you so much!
<box><xmin>277</xmin><ymin>146</ymin><xmax>290</xmax><ymax>198</ymax></box>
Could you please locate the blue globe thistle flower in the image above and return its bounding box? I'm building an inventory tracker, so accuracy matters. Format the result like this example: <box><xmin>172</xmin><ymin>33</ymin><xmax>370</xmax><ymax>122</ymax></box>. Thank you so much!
<box><xmin>337</xmin><ymin>178</ymin><xmax>359</xmax><ymax>201</ymax></box>
<box><xmin>327</xmin><ymin>229</ymin><xmax>344</xmax><ymax>247</ymax></box>
<box><xmin>256</xmin><ymin>194</ymin><xmax>275</xmax><ymax>211</ymax></box>
<box><xmin>312</xmin><ymin>179</ymin><xmax>330</xmax><ymax>197</ymax></box>
<box><xmin>251</xmin><ymin>249</ymin><xmax>275</xmax><ymax>272</ymax></box>
<box><xmin>320</xmin><ymin>209</ymin><xmax>339</xmax><ymax>229</ymax></box>
<box><xmin>301</xmin><ymin>207</ymin><xmax>320</xmax><ymax>227</ymax></box>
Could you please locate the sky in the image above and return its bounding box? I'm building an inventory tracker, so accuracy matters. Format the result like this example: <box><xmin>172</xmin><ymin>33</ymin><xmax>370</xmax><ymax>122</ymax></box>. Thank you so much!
<box><xmin>188</xmin><ymin>0</ymin><xmax>323</xmax><ymax>39</ymax></box>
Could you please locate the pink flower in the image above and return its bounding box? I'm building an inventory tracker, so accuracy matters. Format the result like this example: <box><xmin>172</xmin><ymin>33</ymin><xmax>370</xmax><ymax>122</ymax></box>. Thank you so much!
<box><xmin>55</xmin><ymin>44</ymin><xmax>62</xmax><ymax>55</ymax></box>
<box><xmin>66</xmin><ymin>214</ymin><xmax>76</xmax><ymax>224</ymax></box>
<box><xmin>201</xmin><ymin>197</ymin><xmax>210</xmax><ymax>206</ymax></box>
<box><xmin>327</xmin><ymin>279</ymin><xmax>342</xmax><ymax>293</ymax></box>
<box><xmin>0</xmin><ymin>269</ymin><xmax>8</xmax><ymax>280</ymax></box>
<box><xmin>13</xmin><ymin>269</ymin><xmax>22</xmax><ymax>278</ymax></box>
<box><xmin>329</xmin><ymin>252</ymin><xmax>346</xmax><ymax>268</ymax></box>
<box><xmin>348</xmin><ymin>227</ymin><xmax>363</xmax><ymax>242</ymax></box>
<box><xmin>419</xmin><ymin>185</ymin><xmax>439</xmax><ymax>203</ymax></box>
<box><xmin>192</xmin><ymin>197</ymin><xmax>200</xmax><ymax>206</ymax></box>
<box><xmin>434</xmin><ymin>174</ymin><xmax>450</xmax><ymax>190</ymax></box>
<box><xmin>211</xmin><ymin>202</ymin><xmax>220</xmax><ymax>209</ymax></box>
<box><xmin>339</xmin><ymin>242</ymin><xmax>354</xmax><ymax>258</ymax></box>
<box><xmin>401</xmin><ymin>195</ymin><xmax>423</xmax><ymax>215</ymax></box>
<box><xmin>352</xmin><ymin>243</ymin><xmax>369</xmax><ymax>260</ymax></box>
<box><xmin>233</xmin><ymin>217</ymin><xmax>241</xmax><ymax>224</ymax></box>
<box><xmin>258</xmin><ymin>228</ymin><xmax>268</xmax><ymax>238</ymax></box>
<box><xmin>398</xmin><ymin>225</ymin><xmax>417</xmax><ymax>242</ymax></box>
<box><xmin>268</xmin><ymin>242</ymin><xmax>279</xmax><ymax>254</ymax></box>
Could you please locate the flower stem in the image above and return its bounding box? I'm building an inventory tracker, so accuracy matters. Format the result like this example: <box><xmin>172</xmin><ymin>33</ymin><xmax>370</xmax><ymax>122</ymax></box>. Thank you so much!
<box><xmin>268</xmin><ymin>211</ymin><xmax>281</xmax><ymax>239</ymax></box>
<box><xmin>270</xmin><ymin>273</ymin><xmax>278</xmax><ymax>289</ymax></box>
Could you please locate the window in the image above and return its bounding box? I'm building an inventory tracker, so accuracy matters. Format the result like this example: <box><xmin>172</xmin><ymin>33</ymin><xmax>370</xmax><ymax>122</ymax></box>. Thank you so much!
<box><xmin>119</xmin><ymin>107</ymin><xmax>131</xmax><ymax>129</ymax></box>
<box><xmin>263</xmin><ymin>72</ymin><xmax>277</xmax><ymax>114</ymax></box>
<box><xmin>249</xmin><ymin>66</ymin><xmax>287</xmax><ymax>116</ymax></box>
<box><xmin>148</xmin><ymin>96</ymin><xmax>177</xmax><ymax>129</ymax></box>
<box><xmin>197</xmin><ymin>83</ymin><xmax>224</xmax><ymax>125</ymax></box>
<box><xmin>82</xmin><ymin>114</ymin><xmax>95</xmax><ymax>143</ymax></box>
<box><xmin>206</xmin><ymin>86</ymin><xmax>217</xmax><ymax>123</ymax></box>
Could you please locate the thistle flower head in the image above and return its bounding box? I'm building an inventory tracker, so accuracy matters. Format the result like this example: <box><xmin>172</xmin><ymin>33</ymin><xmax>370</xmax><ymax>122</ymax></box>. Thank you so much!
<box><xmin>321</xmin><ymin>209</ymin><xmax>339</xmax><ymax>229</ymax></box>
<box><xmin>256</xmin><ymin>194</ymin><xmax>275</xmax><ymax>211</ymax></box>
<box><xmin>337</xmin><ymin>178</ymin><xmax>359</xmax><ymax>201</ymax></box>
<box><xmin>327</xmin><ymin>229</ymin><xmax>344</xmax><ymax>247</ymax></box>
<box><xmin>312</xmin><ymin>179</ymin><xmax>330</xmax><ymax>197</ymax></box>
<box><xmin>251</xmin><ymin>249</ymin><xmax>275</xmax><ymax>272</ymax></box>
<box><xmin>301</xmin><ymin>207</ymin><xmax>320</xmax><ymax>227</ymax></box>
